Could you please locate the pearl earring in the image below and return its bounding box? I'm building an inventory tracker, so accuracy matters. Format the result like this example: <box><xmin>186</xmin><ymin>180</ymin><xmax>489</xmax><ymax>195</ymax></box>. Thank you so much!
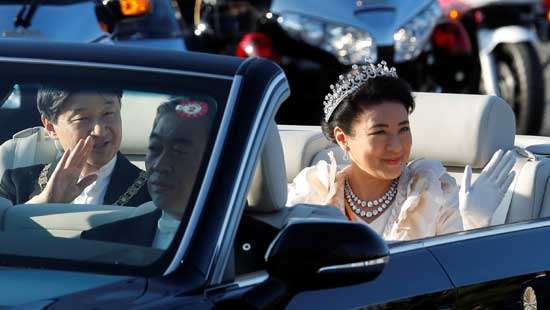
<box><xmin>342</xmin><ymin>147</ymin><xmax>349</xmax><ymax>161</ymax></box>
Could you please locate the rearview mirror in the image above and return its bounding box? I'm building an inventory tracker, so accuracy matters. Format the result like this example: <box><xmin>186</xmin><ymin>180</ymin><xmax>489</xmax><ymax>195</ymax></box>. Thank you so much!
<box><xmin>265</xmin><ymin>219</ymin><xmax>389</xmax><ymax>291</ymax></box>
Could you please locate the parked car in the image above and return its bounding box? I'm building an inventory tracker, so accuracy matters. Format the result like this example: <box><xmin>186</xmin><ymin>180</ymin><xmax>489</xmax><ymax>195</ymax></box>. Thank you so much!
<box><xmin>0</xmin><ymin>0</ymin><xmax>186</xmax><ymax>50</ymax></box>
<box><xmin>2</xmin><ymin>40</ymin><xmax>550</xmax><ymax>309</ymax></box>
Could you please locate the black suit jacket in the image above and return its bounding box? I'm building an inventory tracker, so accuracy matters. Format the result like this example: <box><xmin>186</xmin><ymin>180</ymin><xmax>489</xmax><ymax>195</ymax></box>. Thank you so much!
<box><xmin>0</xmin><ymin>153</ymin><xmax>151</xmax><ymax>207</ymax></box>
<box><xmin>81</xmin><ymin>209</ymin><xmax>161</xmax><ymax>247</ymax></box>
<box><xmin>81</xmin><ymin>210</ymin><xmax>279</xmax><ymax>274</ymax></box>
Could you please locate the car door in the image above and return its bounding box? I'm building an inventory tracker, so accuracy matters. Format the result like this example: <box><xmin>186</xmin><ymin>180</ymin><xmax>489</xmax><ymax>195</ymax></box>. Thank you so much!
<box><xmin>427</xmin><ymin>220</ymin><xmax>550</xmax><ymax>309</ymax></box>
<box><xmin>0</xmin><ymin>40</ymin><xmax>262</xmax><ymax>308</ymax></box>
<box><xmin>283</xmin><ymin>245</ymin><xmax>456</xmax><ymax>309</ymax></box>
<box><xmin>292</xmin><ymin>219</ymin><xmax>550</xmax><ymax>309</ymax></box>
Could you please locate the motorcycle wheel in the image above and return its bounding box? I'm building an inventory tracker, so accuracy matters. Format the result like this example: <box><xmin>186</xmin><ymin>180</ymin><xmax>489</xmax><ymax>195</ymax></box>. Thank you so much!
<box><xmin>494</xmin><ymin>42</ymin><xmax>545</xmax><ymax>135</ymax></box>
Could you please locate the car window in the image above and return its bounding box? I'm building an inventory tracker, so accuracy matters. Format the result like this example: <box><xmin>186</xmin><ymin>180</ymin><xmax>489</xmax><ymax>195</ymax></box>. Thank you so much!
<box><xmin>0</xmin><ymin>80</ymin><xmax>221</xmax><ymax>269</ymax></box>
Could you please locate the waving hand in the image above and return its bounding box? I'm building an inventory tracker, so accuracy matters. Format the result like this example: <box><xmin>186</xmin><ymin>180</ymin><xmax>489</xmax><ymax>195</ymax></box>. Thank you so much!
<box><xmin>459</xmin><ymin>149</ymin><xmax>516</xmax><ymax>229</ymax></box>
<box><xmin>27</xmin><ymin>136</ymin><xmax>98</xmax><ymax>204</ymax></box>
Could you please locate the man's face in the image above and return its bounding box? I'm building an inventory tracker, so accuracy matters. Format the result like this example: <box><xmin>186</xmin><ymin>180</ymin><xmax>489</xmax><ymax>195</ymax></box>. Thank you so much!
<box><xmin>146</xmin><ymin>112</ymin><xmax>210</xmax><ymax>219</ymax></box>
<box><xmin>43</xmin><ymin>92</ymin><xmax>122</xmax><ymax>171</ymax></box>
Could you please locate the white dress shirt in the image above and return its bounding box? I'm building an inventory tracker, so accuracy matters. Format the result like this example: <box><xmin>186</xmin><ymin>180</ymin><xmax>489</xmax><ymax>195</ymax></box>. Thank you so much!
<box><xmin>153</xmin><ymin>211</ymin><xmax>181</xmax><ymax>250</ymax></box>
<box><xmin>72</xmin><ymin>156</ymin><xmax>117</xmax><ymax>205</ymax></box>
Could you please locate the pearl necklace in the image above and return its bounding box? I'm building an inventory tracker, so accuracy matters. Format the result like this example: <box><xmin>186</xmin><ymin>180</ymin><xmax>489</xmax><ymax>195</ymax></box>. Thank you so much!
<box><xmin>344</xmin><ymin>178</ymin><xmax>398</xmax><ymax>220</ymax></box>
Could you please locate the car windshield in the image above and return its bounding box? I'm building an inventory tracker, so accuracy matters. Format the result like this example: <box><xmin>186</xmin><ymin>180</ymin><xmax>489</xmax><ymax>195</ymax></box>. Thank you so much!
<box><xmin>0</xmin><ymin>78</ymin><xmax>221</xmax><ymax>268</ymax></box>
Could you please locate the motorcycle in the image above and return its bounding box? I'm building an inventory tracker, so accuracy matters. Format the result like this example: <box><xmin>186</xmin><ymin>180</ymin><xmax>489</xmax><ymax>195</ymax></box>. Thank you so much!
<box><xmin>181</xmin><ymin>0</ymin><xmax>544</xmax><ymax>133</ymax></box>
<box><xmin>179</xmin><ymin>0</ymin><xmax>442</xmax><ymax>124</ymax></box>
<box><xmin>432</xmin><ymin>0</ymin><xmax>545</xmax><ymax>134</ymax></box>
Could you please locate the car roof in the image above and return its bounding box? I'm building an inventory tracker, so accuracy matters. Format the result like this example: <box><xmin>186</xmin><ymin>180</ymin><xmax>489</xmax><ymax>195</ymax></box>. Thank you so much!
<box><xmin>0</xmin><ymin>39</ymin><xmax>244</xmax><ymax>77</ymax></box>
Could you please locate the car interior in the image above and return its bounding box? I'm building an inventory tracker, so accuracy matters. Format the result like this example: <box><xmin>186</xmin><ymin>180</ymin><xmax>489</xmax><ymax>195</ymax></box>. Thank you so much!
<box><xmin>245</xmin><ymin>92</ymin><xmax>550</xmax><ymax>233</ymax></box>
<box><xmin>1</xmin><ymin>89</ymin><xmax>550</xmax><ymax>269</ymax></box>
<box><xmin>0</xmin><ymin>91</ymin><xmax>163</xmax><ymax>238</ymax></box>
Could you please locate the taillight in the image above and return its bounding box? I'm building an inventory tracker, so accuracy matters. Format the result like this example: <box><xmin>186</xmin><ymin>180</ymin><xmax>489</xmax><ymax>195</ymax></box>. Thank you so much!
<box><xmin>119</xmin><ymin>0</ymin><xmax>150</xmax><ymax>17</ymax></box>
<box><xmin>543</xmin><ymin>0</ymin><xmax>550</xmax><ymax>22</ymax></box>
<box><xmin>432</xmin><ymin>21</ymin><xmax>472</xmax><ymax>55</ymax></box>
<box><xmin>438</xmin><ymin>0</ymin><xmax>470</xmax><ymax>20</ymax></box>
<box><xmin>98</xmin><ymin>22</ymin><xmax>110</xmax><ymax>33</ymax></box>
<box><xmin>235</xmin><ymin>32</ymin><xmax>279</xmax><ymax>61</ymax></box>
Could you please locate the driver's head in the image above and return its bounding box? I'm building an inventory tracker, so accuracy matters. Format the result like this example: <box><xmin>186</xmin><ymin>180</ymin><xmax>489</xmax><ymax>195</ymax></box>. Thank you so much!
<box><xmin>38</xmin><ymin>86</ymin><xmax>123</xmax><ymax>171</ymax></box>
<box><xmin>146</xmin><ymin>98</ymin><xmax>215</xmax><ymax>219</ymax></box>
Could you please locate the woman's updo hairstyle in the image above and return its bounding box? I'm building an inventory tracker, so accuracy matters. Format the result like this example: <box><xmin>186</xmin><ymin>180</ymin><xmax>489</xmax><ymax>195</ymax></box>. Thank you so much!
<box><xmin>321</xmin><ymin>74</ymin><xmax>415</xmax><ymax>144</ymax></box>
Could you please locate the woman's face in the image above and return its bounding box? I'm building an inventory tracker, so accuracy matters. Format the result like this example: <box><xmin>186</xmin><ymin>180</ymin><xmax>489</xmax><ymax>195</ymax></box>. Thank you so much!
<box><xmin>146</xmin><ymin>112</ymin><xmax>210</xmax><ymax>219</ymax></box>
<box><xmin>336</xmin><ymin>101</ymin><xmax>412</xmax><ymax>180</ymax></box>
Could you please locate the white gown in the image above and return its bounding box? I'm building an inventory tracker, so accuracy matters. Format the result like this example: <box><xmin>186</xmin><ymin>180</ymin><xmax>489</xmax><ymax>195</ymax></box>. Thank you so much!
<box><xmin>286</xmin><ymin>152</ymin><xmax>488</xmax><ymax>241</ymax></box>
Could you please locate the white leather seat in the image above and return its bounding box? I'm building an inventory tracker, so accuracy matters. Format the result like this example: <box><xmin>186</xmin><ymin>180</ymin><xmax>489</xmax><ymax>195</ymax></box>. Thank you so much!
<box><xmin>0</xmin><ymin>127</ymin><xmax>60</xmax><ymax>178</ymax></box>
<box><xmin>246</xmin><ymin>121</ymin><xmax>346</xmax><ymax>229</ymax></box>
<box><xmin>514</xmin><ymin>135</ymin><xmax>550</xmax><ymax>219</ymax></box>
<box><xmin>119</xmin><ymin>92</ymin><xmax>167</xmax><ymax>169</ymax></box>
<box><xmin>280</xmin><ymin>92</ymin><xmax>550</xmax><ymax>224</ymax></box>
<box><xmin>0</xmin><ymin>92</ymin><xmax>165</xmax><ymax>176</ymax></box>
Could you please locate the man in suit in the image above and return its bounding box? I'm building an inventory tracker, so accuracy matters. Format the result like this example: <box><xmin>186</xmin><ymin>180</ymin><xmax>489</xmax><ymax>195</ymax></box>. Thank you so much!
<box><xmin>0</xmin><ymin>86</ymin><xmax>150</xmax><ymax>206</ymax></box>
<box><xmin>81</xmin><ymin>98</ymin><xmax>279</xmax><ymax>274</ymax></box>
<box><xmin>82</xmin><ymin>98</ymin><xmax>213</xmax><ymax>247</ymax></box>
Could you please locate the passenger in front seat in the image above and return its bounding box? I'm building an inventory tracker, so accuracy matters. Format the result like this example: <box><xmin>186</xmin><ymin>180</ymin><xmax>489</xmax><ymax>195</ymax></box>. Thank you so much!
<box><xmin>287</xmin><ymin>61</ymin><xmax>517</xmax><ymax>241</ymax></box>
<box><xmin>81</xmin><ymin>98</ymin><xmax>278</xmax><ymax>273</ymax></box>
<box><xmin>0</xmin><ymin>86</ymin><xmax>151</xmax><ymax>206</ymax></box>
<box><xmin>81</xmin><ymin>98</ymin><xmax>216</xmax><ymax>248</ymax></box>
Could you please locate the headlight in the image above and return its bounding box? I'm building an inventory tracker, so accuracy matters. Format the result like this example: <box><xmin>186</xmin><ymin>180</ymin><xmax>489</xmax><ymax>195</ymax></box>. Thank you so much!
<box><xmin>394</xmin><ymin>1</ymin><xmax>442</xmax><ymax>63</ymax></box>
<box><xmin>277</xmin><ymin>12</ymin><xmax>376</xmax><ymax>65</ymax></box>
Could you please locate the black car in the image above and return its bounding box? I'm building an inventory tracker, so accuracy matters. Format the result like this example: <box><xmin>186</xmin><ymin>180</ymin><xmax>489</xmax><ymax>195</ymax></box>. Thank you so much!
<box><xmin>0</xmin><ymin>40</ymin><xmax>549</xmax><ymax>309</ymax></box>
<box><xmin>0</xmin><ymin>0</ymin><xmax>186</xmax><ymax>50</ymax></box>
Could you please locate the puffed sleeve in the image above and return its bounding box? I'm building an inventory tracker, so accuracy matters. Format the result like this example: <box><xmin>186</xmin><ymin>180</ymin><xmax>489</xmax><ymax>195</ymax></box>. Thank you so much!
<box><xmin>286</xmin><ymin>152</ymin><xmax>338</xmax><ymax>207</ymax></box>
<box><xmin>435</xmin><ymin>173</ymin><xmax>463</xmax><ymax>235</ymax></box>
<box><xmin>388</xmin><ymin>159</ymin><xmax>463</xmax><ymax>240</ymax></box>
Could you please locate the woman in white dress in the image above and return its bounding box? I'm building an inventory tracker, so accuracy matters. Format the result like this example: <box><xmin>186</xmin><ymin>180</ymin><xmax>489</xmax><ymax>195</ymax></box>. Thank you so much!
<box><xmin>286</xmin><ymin>61</ymin><xmax>516</xmax><ymax>241</ymax></box>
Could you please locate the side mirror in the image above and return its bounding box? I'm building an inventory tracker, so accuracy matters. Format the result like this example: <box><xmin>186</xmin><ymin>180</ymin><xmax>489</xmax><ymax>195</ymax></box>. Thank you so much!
<box><xmin>265</xmin><ymin>219</ymin><xmax>389</xmax><ymax>291</ymax></box>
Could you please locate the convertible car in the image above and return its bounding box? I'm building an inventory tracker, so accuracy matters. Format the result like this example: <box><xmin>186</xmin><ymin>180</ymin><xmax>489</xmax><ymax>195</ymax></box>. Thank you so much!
<box><xmin>0</xmin><ymin>40</ymin><xmax>550</xmax><ymax>309</ymax></box>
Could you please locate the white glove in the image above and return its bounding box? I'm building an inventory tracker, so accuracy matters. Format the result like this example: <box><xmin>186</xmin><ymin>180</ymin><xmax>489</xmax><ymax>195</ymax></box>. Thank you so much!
<box><xmin>459</xmin><ymin>149</ymin><xmax>516</xmax><ymax>229</ymax></box>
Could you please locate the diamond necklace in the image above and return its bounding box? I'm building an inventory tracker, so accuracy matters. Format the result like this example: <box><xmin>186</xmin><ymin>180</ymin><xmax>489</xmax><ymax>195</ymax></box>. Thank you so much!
<box><xmin>344</xmin><ymin>178</ymin><xmax>398</xmax><ymax>220</ymax></box>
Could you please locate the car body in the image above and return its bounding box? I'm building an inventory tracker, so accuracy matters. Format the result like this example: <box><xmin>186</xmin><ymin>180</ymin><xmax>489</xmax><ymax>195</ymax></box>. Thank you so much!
<box><xmin>0</xmin><ymin>40</ymin><xmax>550</xmax><ymax>309</ymax></box>
<box><xmin>0</xmin><ymin>0</ymin><xmax>186</xmax><ymax>50</ymax></box>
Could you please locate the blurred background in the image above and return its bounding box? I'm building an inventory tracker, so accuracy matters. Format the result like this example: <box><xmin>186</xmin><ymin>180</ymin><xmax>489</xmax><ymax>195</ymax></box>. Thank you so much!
<box><xmin>177</xmin><ymin>0</ymin><xmax>550</xmax><ymax>135</ymax></box>
<box><xmin>4</xmin><ymin>0</ymin><xmax>550</xmax><ymax>135</ymax></box>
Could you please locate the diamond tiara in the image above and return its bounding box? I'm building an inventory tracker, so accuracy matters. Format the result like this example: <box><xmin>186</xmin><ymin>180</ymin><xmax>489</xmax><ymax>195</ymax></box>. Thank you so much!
<box><xmin>323</xmin><ymin>60</ymin><xmax>398</xmax><ymax>122</ymax></box>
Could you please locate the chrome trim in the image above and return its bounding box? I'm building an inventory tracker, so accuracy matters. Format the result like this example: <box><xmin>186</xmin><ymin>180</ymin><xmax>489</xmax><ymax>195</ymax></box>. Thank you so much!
<box><xmin>390</xmin><ymin>219</ymin><xmax>550</xmax><ymax>255</ymax></box>
<box><xmin>317</xmin><ymin>256</ymin><xmax>389</xmax><ymax>274</ymax></box>
<box><xmin>535</xmin><ymin>272</ymin><xmax>547</xmax><ymax>279</ymax></box>
<box><xmin>0</xmin><ymin>56</ymin><xmax>234</xmax><ymax>81</ymax></box>
<box><xmin>235</xmin><ymin>271</ymin><xmax>269</xmax><ymax>288</ymax></box>
<box><xmin>387</xmin><ymin>240</ymin><xmax>425</xmax><ymax>255</ymax></box>
<box><xmin>263</xmin><ymin>228</ymin><xmax>280</xmax><ymax>262</ymax></box>
<box><xmin>164</xmin><ymin>76</ymin><xmax>243</xmax><ymax>275</ymax></box>
<box><xmin>207</xmin><ymin>73</ymin><xmax>289</xmax><ymax>285</ymax></box>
